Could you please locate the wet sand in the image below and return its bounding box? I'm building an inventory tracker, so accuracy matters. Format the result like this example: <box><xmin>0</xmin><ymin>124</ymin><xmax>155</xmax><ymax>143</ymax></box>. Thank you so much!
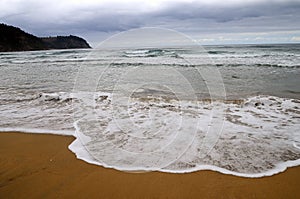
<box><xmin>0</xmin><ymin>132</ymin><xmax>299</xmax><ymax>199</ymax></box>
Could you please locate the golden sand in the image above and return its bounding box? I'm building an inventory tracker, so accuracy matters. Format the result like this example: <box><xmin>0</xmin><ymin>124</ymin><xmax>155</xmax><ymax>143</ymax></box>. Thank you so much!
<box><xmin>0</xmin><ymin>132</ymin><xmax>299</xmax><ymax>198</ymax></box>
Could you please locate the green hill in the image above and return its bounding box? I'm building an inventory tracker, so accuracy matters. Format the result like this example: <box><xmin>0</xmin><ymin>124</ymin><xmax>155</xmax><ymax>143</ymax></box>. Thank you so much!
<box><xmin>0</xmin><ymin>23</ymin><xmax>91</xmax><ymax>52</ymax></box>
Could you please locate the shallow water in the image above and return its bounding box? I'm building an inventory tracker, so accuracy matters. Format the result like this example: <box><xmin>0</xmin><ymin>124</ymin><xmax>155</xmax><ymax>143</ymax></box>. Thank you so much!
<box><xmin>0</xmin><ymin>44</ymin><xmax>299</xmax><ymax>177</ymax></box>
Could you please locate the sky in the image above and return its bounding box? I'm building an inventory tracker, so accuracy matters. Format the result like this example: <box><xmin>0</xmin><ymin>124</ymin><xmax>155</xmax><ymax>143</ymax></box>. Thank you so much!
<box><xmin>0</xmin><ymin>0</ymin><xmax>300</xmax><ymax>46</ymax></box>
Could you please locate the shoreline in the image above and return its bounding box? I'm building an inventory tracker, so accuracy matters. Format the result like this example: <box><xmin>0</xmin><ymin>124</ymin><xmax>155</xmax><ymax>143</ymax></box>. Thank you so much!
<box><xmin>1</xmin><ymin>132</ymin><xmax>300</xmax><ymax>198</ymax></box>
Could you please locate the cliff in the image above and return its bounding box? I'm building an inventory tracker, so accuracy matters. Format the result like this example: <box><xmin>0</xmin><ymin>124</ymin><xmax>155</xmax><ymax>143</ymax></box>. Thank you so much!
<box><xmin>0</xmin><ymin>23</ymin><xmax>46</xmax><ymax>52</ymax></box>
<box><xmin>41</xmin><ymin>35</ymin><xmax>91</xmax><ymax>49</ymax></box>
<box><xmin>0</xmin><ymin>23</ymin><xmax>91</xmax><ymax>52</ymax></box>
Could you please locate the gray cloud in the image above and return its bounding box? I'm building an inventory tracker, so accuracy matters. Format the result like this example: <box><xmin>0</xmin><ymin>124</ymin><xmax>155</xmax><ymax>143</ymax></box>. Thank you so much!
<box><xmin>148</xmin><ymin>1</ymin><xmax>300</xmax><ymax>32</ymax></box>
<box><xmin>157</xmin><ymin>1</ymin><xmax>300</xmax><ymax>22</ymax></box>
<box><xmin>1</xmin><ymin>0</ymin><xmax>300</xmax><ymax>45</ymax></box>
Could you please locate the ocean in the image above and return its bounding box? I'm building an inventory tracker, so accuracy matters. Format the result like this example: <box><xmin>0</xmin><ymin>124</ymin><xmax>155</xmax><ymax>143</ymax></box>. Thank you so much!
<box><xmin>0</xmin><ymin>43</ymin><xmax>299</xmax><ymax>177</ymax></box>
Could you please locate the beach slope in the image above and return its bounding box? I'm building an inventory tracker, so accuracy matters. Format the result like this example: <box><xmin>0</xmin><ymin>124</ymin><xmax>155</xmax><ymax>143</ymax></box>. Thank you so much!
<box><xmin>0</xmin><ymin>132</ymin><xmax>299</xmax><ymax>198</ymax></box>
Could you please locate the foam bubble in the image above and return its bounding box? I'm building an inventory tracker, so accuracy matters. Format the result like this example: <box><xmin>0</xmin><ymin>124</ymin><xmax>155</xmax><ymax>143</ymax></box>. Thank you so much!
<box><xmin>71</xmin><ymin>94</ymin><xmax>300</xmax><ymax>177</ymax></box>
<box><xmin>1</xmin><ymin>90</ymin><xmax>299</xmax><ymax>177</ymax></box>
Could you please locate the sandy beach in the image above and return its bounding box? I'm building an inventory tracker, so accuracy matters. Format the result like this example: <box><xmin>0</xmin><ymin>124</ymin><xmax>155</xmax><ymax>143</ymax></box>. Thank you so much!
<box><xmin>0</xmin><ymin>132</ymin><xmax>299</xmax><ymax>198</ymax></box>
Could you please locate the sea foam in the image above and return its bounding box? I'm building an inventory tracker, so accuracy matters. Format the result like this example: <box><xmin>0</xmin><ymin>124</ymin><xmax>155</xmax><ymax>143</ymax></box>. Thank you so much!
<box><xmin>1</xmin><ymin>45</ymin><xmax>299</xmax><ymax>178</ymax></box>
<box><xmin>67</xmin><ymin>93</ymin><xmax>300</xmax><ymax>177</ymax></box>
<box><xmin>1</xmin><ymin>91</ymin><xmax>299</xmax><ymax>178</ymax></box>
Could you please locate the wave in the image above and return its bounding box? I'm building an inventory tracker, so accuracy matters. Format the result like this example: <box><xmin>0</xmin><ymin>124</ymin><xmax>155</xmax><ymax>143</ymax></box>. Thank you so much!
<box><xmin>285</xmin><ymin>90</ymin><xmax>300</xmax><ymax>95</ymax></box>
<box><xmin>0</xmin><ymin>92</ymin><xmax>74</xmax><ymax>103</ymax></box>
<box><xmin>109</xmin><ymin>62</ymin><xmax>300</xmax><ymax>68</ymax></box>
<box><xmin>23</xmin><ymin>92</ymin><xmax>300</xmax><ymax>177</ymax></box>
<box><xmin>38</xmin><ymin>92</ymin><xmax>74</xmax><ymax>102</ymax></box>
<box><xmin>5</xmin><ymin>58</ymin><xmax>104</xmax><ymax>64</ymax></box>
<box><xmin>1</xmin><ymin>92</ymin><xmax>300</xmax><ymax>178</ymax></box>
<box><xmin>69</xmin><ymin>137</ymin><xmax>300</xmax><ymax>178</ymax></box>
<box><xmin>123</xmin><ymin>49</ymin><xmax>180</xmax><ymax>58</ymax></box>
<box><xmin>71</xmin><ymin>94</ymin><xmax>300</xmax><ymax>177</ymax></box>
<box><xmin>207</xmin><ymin>50</ymin><xmax>235</xmax><ymax>54</ymax></box>
<box><xmin>252</xmin><ymin>63</ymin><xmax>300</xmax><ymax>68</ymax></box>
<box><xmin>0</xmin><ymin>127</ymin><xmax>74</xmax><ymax>136</ymax></box>
<box><xmin>220</xmin><ymin>63</ymin><xmax>300</xmax><ymax>68</ymax></box>
<box><xmin>48</xmin><ymin>49</ymin><xmax>89</xmax><ymax>55</ymax></box>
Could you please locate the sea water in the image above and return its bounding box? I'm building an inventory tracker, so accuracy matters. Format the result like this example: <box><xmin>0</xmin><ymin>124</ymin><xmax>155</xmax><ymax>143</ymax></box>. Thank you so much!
<box><xmin>0</xmin><ymin>44</ymin><xmax>299</xmax><ymax>177</ymax></box>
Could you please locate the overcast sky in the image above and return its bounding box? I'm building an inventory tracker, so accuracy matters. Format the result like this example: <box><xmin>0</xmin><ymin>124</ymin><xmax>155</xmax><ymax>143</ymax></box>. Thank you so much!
<box><xmin>1</xmin><ymin>0</ymin><xmax>300</xmax><ymax>46</ymax></box>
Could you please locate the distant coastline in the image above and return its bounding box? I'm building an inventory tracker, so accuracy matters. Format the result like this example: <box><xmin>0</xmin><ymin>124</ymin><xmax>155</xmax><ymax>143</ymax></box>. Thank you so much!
<box><xmin>0</xmin><ymin>23</ymin><xmax>91</xmax><ymax>52</ymax></box>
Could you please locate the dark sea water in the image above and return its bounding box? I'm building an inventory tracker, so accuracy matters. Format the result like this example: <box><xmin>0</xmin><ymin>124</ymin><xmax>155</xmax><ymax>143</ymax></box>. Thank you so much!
<box><xmin>0</xmin><ymin>43</ymin><xmax>299</xmax><ymax>177</ymax></box>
